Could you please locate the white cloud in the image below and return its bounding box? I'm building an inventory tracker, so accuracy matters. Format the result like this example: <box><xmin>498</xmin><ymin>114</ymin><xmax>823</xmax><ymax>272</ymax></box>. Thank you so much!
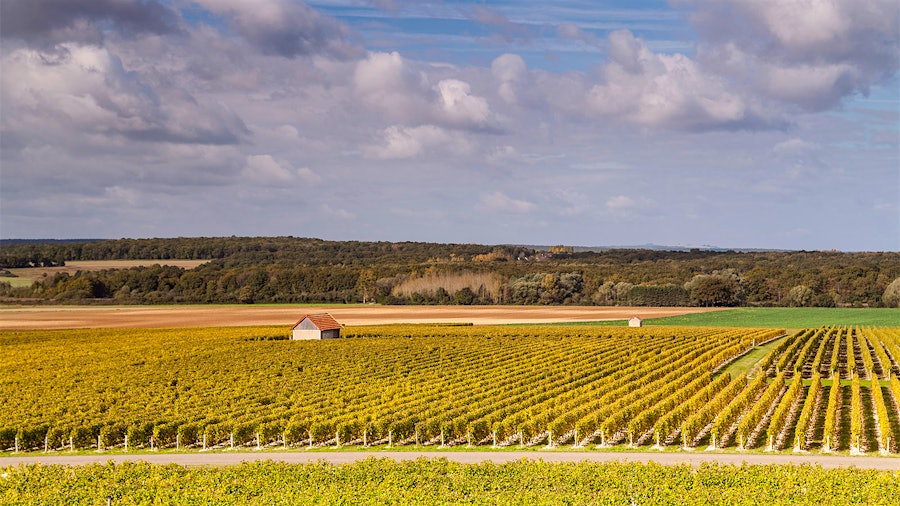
<box><xmin>772</xmin><ymin>138</ymin><xmax>819</xmax><ymax>156</ymax></box>
<box><xmin>491</xmin><ymin>53</ymin><xmax>526</xmax><ymax>104</ymax></box>
<box><xmin>435</xmin><ymin>79</ymin><xmax>490</xmax><ymax>127</ymax></box>
<box><xmin>354</xmin><ymin>52</ymin><xmax>495</xmax><ymax>130</ymax></box>
<box><xmin>364</xmin><ymin>124</ymin><xmax>451</xmax><ymax>159</ymax></box>
<box><xmin>487</xmin><ymin>145</ymin><xmax>519</xmax><ymax>163</ymax></box>
<box><xmin>353</xmin><ymin>51</ymin><xmax>428</xmax><ymax>122</ymax></box>
<box><xmin>321</xmin><ymin>203</ymin><xmax>355</xmax><ymax>220</ymax></box>
<box><xmin>296</xmin><ymin>167</ymin><xmax>322</xmax><ymax>185</ymax></box>
<box><xmin>242</xmin><ymin>155</ymin><xmax>294</xmax><ymax>184</ymax></box>
<box><xmin>605</xmin><ymin>195</ymin><xmax>637</xmax><ymax>211</ymax></box>
<box><xmin>190</xmin><ymin>0</ymin><xmax>360</xmax><ymax>59</ymax></box>
<box><xmin>585</xmin><ymin>30</ymin><xmax>774</xmax><ymax>130</ymax></box>
<box><xmin>688</xmin><ymin>0</ymin><xmax>899</xmax><ymax>110</ymax></box>
<box><xmin>554</xmin><ymin>189</ymin><xmax>590</xmax><ymax>216</ymax></box>
<box><xmin>1</xmin><ymin>43</ymin><xmax>248</xmax><ymax>145</ymax></box>
<box><xmin>478</xmin><ymin>191</ymin><xmax>536</xmax><ymax>213</ymax></box>
<box><xmin>241</xmin><ymin>155</ymin><xmax>323</xmax><ymax>186</ymax></box>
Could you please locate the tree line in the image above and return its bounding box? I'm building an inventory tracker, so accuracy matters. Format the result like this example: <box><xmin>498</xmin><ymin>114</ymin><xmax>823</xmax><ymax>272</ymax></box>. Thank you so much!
<box><xmin>1</xmin><ymin>237</ymin><xmax>898</xmax><ymax>307</ymax></box>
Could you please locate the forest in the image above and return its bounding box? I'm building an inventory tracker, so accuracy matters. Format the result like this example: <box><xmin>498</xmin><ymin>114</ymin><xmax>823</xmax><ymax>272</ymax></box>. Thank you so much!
<box><xmin>1</xmin><ymin>237</ymin><xmax>898</xmax><ymax>307</ymax></box>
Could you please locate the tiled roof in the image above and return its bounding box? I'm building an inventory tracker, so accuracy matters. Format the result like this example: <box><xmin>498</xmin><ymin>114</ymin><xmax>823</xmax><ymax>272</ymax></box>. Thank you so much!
<box><xmin>294</xmin><ymin>313</ymin><xmax>342</xmax><ymax>331</ymax></box>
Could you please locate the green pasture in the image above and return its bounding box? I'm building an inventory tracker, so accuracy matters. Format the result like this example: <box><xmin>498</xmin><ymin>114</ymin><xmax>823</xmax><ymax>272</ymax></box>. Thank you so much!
<box><xmin>646</xmin><ymin>307</ymin><xmax>898</xmax><ymax>328</ymax></box>
<box><xmin>543</xmin><ymin>307</ymin><xmax>897</xmax><ymax>328</ymax></box>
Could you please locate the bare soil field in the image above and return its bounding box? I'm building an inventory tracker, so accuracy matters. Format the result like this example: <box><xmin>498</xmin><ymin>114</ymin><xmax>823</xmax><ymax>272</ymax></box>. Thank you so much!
<box><xmin>0</xmin><ymin>305</ymin><xmax>725</xmax><ymax>329</ymax></box>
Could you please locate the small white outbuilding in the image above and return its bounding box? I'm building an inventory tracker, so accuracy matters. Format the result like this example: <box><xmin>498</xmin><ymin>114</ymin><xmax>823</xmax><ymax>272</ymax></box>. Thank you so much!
<box><xmin>292</xmin><ymin>313</ymin><xmax>343</xmax><ymax>340</ymax></box>
<box><xmin>628</xmin><ymin>316</ymin><xmax>643</xmax><ymax>328</ymax></box>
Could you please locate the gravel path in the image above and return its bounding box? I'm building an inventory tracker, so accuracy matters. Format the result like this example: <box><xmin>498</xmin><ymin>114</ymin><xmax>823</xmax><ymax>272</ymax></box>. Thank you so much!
<box><xmin>3</xmin><ymin>451</ymin><xmax>898</xmax><ymax>470</ymax></box>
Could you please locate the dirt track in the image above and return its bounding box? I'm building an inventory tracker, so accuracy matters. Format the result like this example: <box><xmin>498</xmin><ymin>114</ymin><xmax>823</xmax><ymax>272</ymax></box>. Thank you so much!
<box><xmin>3</xmin><ymin>451</ymin><xmax>897</xmax><ymax>470</ymax></box>
<box><xmin>0</xmin><ymin>305</ymin><xmax>725</xmax><ymax>329</ymax></box>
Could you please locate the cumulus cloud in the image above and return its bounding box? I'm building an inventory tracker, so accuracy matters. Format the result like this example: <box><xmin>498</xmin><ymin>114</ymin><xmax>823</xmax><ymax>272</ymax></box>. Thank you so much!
<box><xmin>364</xmin><ymin>125</ymin><xmax>451</xmax><ymax>160</ymax></box>
<box><xmin>491</xmin><ymin>53</ymin><xmax>526</xmax><ymax>104</ymax></box>
<box><xmin>686</xmin><ymin>0</ymin><xmax>899</xmax><ymax>110</ymax></box>
<box><xmin>242</xmin><ymin>155</ymin><xmax>322</xmax><ymax>186</ymax></box>
<box><xmin>604</xmin><ymin>195</ymin><xmax>656</xmax><ymax>217</ymax></box>
<box><xmin>354</xmin><ymin>51</ymin><xmax>496</xmax><ymax>130</ymax></box>
<box><xmin>242</xmin><ymin>155</ymin><xmax>292</xmax><ymax>185</ymax></box>
<box><xmin>1</xmin><ymin>44</ymin><xmax>249</xmax><ymax>146</ymax></box>
<box><xmin>478</xmin><ymin>191</ymin><xmax>536</xmax><ymax>213</ymax></box>
<box><xmin>0</xmin><ymin>0</ymin><xmax>180</xmax><ymax>46</ymax></box>
<box><xmin>354</xmin><ymin>51</ymin><xmax>428</xmax><ymax>122</ymax></box>
<box><xmin>435</xmin><ymin>79</ymin><xmax>490</xmax><ymax>127</ymax></box>
<box><xmin>585</xmin><ymin>30</ymin><xmax>778</xmax><ymax>130</ymax></box>
<box><xmin>192</xmin><ymin>0</ymin><xmax>360</xmax><ymax>59</ymax></box>
<box><xmin>321</xmin><ymin>203</ymin><xmax>355</xmax><ymax>220</ymax></box>
<box><xmin>605</xmin><ymin>195</ymin><xmax>637</xmax><ymax>211</ymax></box>
<box><xmin>487</xmin><ymin>145</ymin><xmax>520</xmax><ymax>163</ymax></box>
<box><xmin>554</xmin><ymin>189</ymin><xmax>590</xmax><ymax>216</ymax></box>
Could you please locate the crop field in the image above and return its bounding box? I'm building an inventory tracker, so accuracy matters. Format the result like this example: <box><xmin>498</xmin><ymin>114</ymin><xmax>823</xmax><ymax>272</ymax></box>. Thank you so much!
<box><xmin>1</xmin><ymin>260</ymin><xmax>209</xmax><ymax>288</ymax></box>
<box><xmin>3</xmin><ymin>459</ymin><xmax>897</xmax><ymax>505</ymax></box>
<box><xmin>3</xmin><ymin>324</ymin><xmax>900</xmax><ymax>458</ymax></box>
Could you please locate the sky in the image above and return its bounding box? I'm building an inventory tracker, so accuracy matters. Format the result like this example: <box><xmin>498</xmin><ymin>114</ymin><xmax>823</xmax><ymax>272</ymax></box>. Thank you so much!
<box><xmin>1</xmin><ymin>0</ymin><xmax>898</xmax><ymax>251</ymax></box>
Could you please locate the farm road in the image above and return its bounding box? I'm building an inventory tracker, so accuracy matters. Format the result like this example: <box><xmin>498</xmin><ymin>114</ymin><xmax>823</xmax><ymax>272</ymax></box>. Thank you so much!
<box><xmin>3</xmin><ymin>451</ymin><xmax>899</xmax><ymax>470</ymax></box>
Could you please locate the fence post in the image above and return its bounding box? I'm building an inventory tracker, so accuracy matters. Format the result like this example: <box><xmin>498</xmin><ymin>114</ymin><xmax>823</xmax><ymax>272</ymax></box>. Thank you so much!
<box><xmin>125</xmin><ymin>434</ymin><xmax>129</xmax><ymax>452</ymax></box>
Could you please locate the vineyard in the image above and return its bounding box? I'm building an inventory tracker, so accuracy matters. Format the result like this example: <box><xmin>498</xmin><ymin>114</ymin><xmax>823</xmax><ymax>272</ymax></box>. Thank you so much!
<box><xmin>3</xmin><ymin>459</ymin><xmax>898</xmax><ymax>505</ymax></box>
<box><xmin>2</xmin><ymin>325</ymin><xmax>900</xmax><ymax>455</ymax></box>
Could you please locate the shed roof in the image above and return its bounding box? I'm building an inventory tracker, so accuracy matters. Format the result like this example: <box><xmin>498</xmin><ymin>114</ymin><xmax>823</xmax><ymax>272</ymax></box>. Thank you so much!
<box><xmin>293</xmin><ymin>313</ymin><xmax>342</xmax><ymax>331</ymax></box>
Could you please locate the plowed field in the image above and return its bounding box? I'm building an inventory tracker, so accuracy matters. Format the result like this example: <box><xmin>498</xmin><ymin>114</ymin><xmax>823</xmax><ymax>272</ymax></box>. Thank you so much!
<box><xmin>0</xmin><ymin>305</ymin><xmax>724</xmax><ymax>329</ymax></box>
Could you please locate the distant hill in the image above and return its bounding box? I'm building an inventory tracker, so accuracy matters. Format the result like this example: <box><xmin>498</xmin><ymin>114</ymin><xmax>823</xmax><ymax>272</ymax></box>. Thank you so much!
<box><xmin>522</xmin><ymin>244</ymin><xmax>789</xmax><ymax>253</ymax></box>
<box><xmin>0</xmin><ymin>238</ymin><xmax>105</xmax><ymax>246</ymax></box>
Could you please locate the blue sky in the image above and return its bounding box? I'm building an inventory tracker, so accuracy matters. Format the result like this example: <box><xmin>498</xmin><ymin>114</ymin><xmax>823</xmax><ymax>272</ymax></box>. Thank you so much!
<box><xmin>1</xmin><ymin>0</ymin><xmax>898</xmax><ymax>250</ymax></box>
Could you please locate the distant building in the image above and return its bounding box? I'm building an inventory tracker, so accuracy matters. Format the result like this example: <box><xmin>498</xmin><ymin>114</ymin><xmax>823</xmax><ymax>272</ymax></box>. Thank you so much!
<box><xmin>628</xmin><ymin>316</ymin><xmax>643</xmax><ymax>328</ymax></box>
<box><xmin>292</xmin><ymin>313</ymin><xmax>342</xmax><ymax>340</ymax></box>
